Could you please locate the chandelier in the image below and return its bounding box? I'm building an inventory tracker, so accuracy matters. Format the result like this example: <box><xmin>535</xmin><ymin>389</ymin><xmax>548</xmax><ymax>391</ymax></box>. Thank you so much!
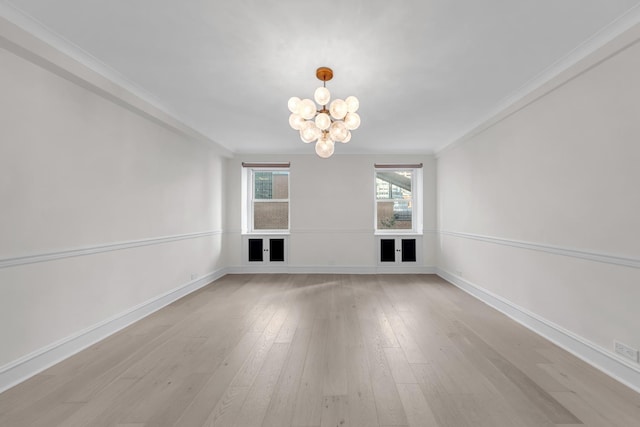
<box><xmin>288</xmin><ymin>67</ymin><xmax>360</xmax><ymax>158</ymax></box>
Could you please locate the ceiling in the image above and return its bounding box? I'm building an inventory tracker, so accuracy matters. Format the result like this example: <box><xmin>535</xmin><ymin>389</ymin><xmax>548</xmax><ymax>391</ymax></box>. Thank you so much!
<box><xmin>3</xmin><ymin>0</ymin><xmax>640</xmax><ymax>155</ymax></box>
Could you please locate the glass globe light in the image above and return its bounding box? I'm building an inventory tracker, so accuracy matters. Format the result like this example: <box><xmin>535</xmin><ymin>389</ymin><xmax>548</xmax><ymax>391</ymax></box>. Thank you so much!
<box><xmin>329</xmin><ymin>121</ymin><xmax>348</xmax><ymax>142</ymax></box>
<box><xmin>315</xmin><ymin>138</ymin><xmax>335</xmax><ymax>158</ymax></box>
<box><xmin>314</xmin><ymin>87</ymin><xmax>331</xmax><ymax>106</ymax></box>
<box><xmin>288</xmin><ymin>97</ymin><xmax>301</xmax><ymax>114</ymax></box>
<box><xmin>300</xmin><ymin>98</ymin><xmax>317</xmax><ymax>120</ymax></box>
<box><xmin>345</xmin><ymin>95</ymin><xmax>359</xmax><ymax>113</ymax></box>
<box><xmin>300</xmin><ymin>121</ymin><xmax>319</xmax><ymax>143</ymax></box>
<box><xmin>344</xmin><ymin>112</ymin><xmax>361</xmax><ymax>130</ymax></box>
<box><xmin>299</xmin><ymin>132</ymin><xmax>314</xmax><ymax>144</ymax></box>
<box><xmin>341</xmin><ymin>131</ymin><xmax>351</xmax><ymax>143</ymax></box>
<box><xmin>329</xmin><ymin>99</ymin><xmax>347</xmax><ymax>119</ymax></box>
<box><xmin>289</xmin><ymin>113</ymin><xmax>304</xmax><ymax>130</ymax></box>
<box><xmin>315</xmin><ymin>112</ymin><xmax>331</xmax><ymax>130</ymax></box>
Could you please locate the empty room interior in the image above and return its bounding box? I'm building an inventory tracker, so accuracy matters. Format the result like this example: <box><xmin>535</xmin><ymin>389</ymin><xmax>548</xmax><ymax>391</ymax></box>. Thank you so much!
<box><xmin>1</xmin><ymin>1</ymin><xmax>640</xmax><ymax>426</ymax></box>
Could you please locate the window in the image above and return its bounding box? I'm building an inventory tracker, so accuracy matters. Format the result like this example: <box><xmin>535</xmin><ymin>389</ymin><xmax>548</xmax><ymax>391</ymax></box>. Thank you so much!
<box><xmin>375</xmin><ymin>166</ymin><xmax>421</xmax><ymax>233</ymax></box>
<box><xmin>247</xmin><ymin>168</ymin><xmax>290</xmax><ymax>232</ymax></box>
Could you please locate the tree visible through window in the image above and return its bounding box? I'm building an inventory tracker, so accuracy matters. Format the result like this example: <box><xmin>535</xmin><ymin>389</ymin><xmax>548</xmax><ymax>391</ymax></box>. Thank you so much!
<box><xmin>251</xmin><ymin>170</ymin><xmax>289</xmax><ymax>231</ymax></box>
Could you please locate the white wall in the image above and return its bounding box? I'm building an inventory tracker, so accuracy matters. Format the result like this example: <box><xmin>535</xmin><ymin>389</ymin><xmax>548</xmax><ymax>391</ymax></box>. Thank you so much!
<box><xmin>225</xmin><ymin>154</ymin><xmax>436</xmax><ymax>271</ymax></box>
<box><xmin>437</xmin><ymin>24</ymin><xmax>640</xmax><ymax>390</ymax></box>
<box><xmin>3</xmin><ymin>8</ymin><xmax>638</xmax><ymax>396</ymax></box>
<box><xmin>0</xmin><ymin>23</ymin><xmax>228</xmax><ymax>389</ymax></box>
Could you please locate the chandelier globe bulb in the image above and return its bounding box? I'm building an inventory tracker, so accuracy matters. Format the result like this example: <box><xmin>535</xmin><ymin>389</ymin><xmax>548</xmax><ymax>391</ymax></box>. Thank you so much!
<box><xmin>314</xmin><ymin>87</ymin><xmax>331</xmax><ymax>106</ymax></box>
<box><xmin>288</xmin><ymin>97</ymin><xmax>301</xmax><ymax>114</ymax></box>
<box><xmin>315</xmin><ymin>138</ymin><xmax>335</xmax><ymax>158</ymax></box>
<box><xmin>342</xmin><ymin>131</ymin><xmax>351</xmax><ymax>143</ymax></box>
<box><xmin>345</xmin><ymin>95</ymin><xmax>359</xmax><ymax>113</ymax></box>
<box><xmin>300</xmin><ymin>120</ymin><xmax>320</xmax><ymax>143</ymax></box>
<box><xmin>289</xmin><ymin>113</ymin><xmax>304</xmax><ymax>130</ymax></box>
<box><xmin>344</xmin><ymin>112</ymin><xmax>360</xmax><ymax>130</ymax></box>
<box><xmin>315</xmin><ymin>113</ymin><xmax>331</xmax><ymax>130</ymax></box>
<box><xmin>329</xmin><ymin>99</ymin><xmax>347</xmax><ymax>119</ymax></box>
<box><xmin>329</xmin><ymin>121</ymin><xmax>348</xmax><ymax>142</ymax></box>
<box><xmin>300</xmin><ymin>99</ymin><xmax>317</xmax><ymax>120</ymax></box>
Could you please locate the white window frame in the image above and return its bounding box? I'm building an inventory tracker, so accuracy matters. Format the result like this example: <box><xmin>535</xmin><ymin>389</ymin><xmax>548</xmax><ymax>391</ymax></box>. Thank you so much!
<box><xmin>245</xmin><ymin>167</ymin><xmax>290</xmax><ymax>234</ymax></box>
<box><xmin>374</xmin><ymin>167</ymin><xmax>422</xmax><ymax>234</ymax></box>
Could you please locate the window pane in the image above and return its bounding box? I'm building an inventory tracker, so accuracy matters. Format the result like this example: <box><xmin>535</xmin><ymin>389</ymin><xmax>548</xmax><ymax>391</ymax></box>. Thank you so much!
<box><xmin>254</xmin><ymin>171</ymin><xmax>289</xmax><ymax>200</ymax></box>
<box><xmin>376</xmin><ymin>170</ymin><xmax>413</xmax><ymax>230</ymax></box>
<box><xmin>376</xmin><ymin>171</ymin><xmax>412</xmax><ymax>200</ymax></box>
<box><xmin>254</xmin><ymin>202</ymin><xmax>289</xmax><ymax>230</ymax></box>
<box><xmin>377</xmin><ymin>200</ymin><xmax>412</xmax><ymax>229</ymax></box>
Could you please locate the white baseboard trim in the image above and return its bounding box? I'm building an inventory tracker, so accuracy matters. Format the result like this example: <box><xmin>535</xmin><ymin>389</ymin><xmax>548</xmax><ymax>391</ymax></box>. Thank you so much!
<box><xmin>226</xmin><ymin>265</ymin><xmax>436</xmax><ymax>275</ymax></box>
<box><xmin>0</xmin><ymin>268</ymin><xmax>228</xmax><ymax>394</ymax></box>
<box><xmin>436</xmin><ymin>268</ymin><xmax>640</xmax><ymax>394</ymax></box>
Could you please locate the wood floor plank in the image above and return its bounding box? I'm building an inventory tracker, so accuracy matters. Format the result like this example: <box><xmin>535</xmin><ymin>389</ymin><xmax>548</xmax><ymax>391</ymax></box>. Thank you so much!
<box><xmin>444</xmin><ymin>318</ymin><xmax>579</xmax><ymax>425</ymax></box>
<box><xmin>411</xmin><ymin>363</ymin><xmax>472</xmax><ymax>427</ymax></box>
<box><xmin>1</xmin><ymin>274</ymin><xmax>638</xmax><ymax>427</ymax></box>
<box><xmin>354</xmin><ymin>284</ymin><xmax>408</xmax><ymax>426</ymax></box>
<box><xmin>262</xmin><ymin>328</ymin><xmax>313</xmax><ymax>427</ymax></box>
<box><xmin>40</xmin><ymin>377</ymin><xmax>139</xmax><ymax>427</ymax></box>
<box><xmin>323</xmin><ymin>310</ymin><xmax>348</xmax><ymax>395</ymax></box>
<box><xmin>539</xmin><ymin>361</ymin><xmax>640</xmax><ymax>426</ymax></box>
<box><xmin>0</xmin><ymin>374</ymin><xmax>58</xmax><ymax>416</ymax></box>
<box><xmin>203</xmin><ymin>386</ymin><xmax>249</xmax><ymax>427</ymax></box>
<box><xmin>343</xmin><ymin>284</ymin><xmax>380</xmax><ymax>427</ymax></box>
<box><xmin>232</xmin><ymin>342</ymin><xmax>290</xmax><ymax>427</ymax></box>
<box><xmin>396</xmin><ymin>383</ymin><xmax>440</xmax><ymax>427</ymax></box>
<box><xmin>290</xmin><ymin>313</ymin><xmax>329</xmax><ymax>426</ymax></box>
<box><xmin>550</xmin><ymin>390</ymin><xmax>617</xmax><ymax>427</ymax></box>
<box><xmin>321</xmin><ymin>395</ymin><xmax>350</xmax><ymax>427</ymax></box>
<box><xmin>537</xmin><ymin>346</ymin><xmax>640</xmax><ymax>414</ymax></box>
<box><xmin>383</xmin><ymin>347</ymin><xmax>417</xmax><ymax>384</ymax></box>
<box><xmin>346</xmin><ymin>344</ymin><xmax>380</xmax><ymax>427</ymax></box>
<box><xmin>171</xmin><ymin>331</ymin><xmax>262</xmax><ymax>426</ymax></box>
<box><xmin>230</xmin><ymin>305</ymin><xmax>287</xmax><ymax>387</ymax></box>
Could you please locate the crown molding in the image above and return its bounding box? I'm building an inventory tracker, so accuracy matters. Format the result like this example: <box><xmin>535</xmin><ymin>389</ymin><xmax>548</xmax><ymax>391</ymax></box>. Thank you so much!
<box><xmin>435</xmin><ymin>6</ymin><xmax>640</xmax><ymax>157</ymax></box>
<box><xmin>0</xmin><ymin>3</ymin><xmax>232</xmax><ymax>157</ymax></box>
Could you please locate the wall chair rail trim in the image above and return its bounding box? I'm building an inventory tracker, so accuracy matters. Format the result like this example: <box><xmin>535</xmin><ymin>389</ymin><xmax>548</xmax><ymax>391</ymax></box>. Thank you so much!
<box><xmin>439</xmin><ymin>230</ymin><xmax>640</xmax><ymax>269</ymax></box>
<box><xmin>0</xmin><ymin>230</ymin><xmax>223</xmax><ymax>269</ymax></box>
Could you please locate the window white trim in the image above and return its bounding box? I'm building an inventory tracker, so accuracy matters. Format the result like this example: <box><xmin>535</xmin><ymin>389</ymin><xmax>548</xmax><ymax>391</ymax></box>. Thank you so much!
<box><xmin>374</xmin><ymin>167</ymin><xmax>422</xmax><ymax>234</ymax></box>
<box><xmin>244</xmin><ymin>167</ymin><xmax>290</xmax><ymax>234</ymax></box>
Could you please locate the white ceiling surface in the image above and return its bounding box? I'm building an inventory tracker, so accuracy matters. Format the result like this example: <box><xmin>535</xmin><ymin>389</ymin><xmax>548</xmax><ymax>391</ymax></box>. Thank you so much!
<box><xmin>3</xmin><ymin>1</ymin><xmax>640</xmax><ymax>154</ymax></box>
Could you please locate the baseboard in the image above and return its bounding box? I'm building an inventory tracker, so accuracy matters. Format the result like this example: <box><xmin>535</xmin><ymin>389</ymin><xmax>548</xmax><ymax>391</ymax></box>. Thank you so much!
<box><xmin>0</xmin><ymin>268</ymin><xmax>228</xmax><ymax>394</ymax></box>
<box><xmin>226</xmin><ymin>265</ymin><xmax>436</xmax><ymax>275</ymax></box>
<box><xmin>436</xmin><ymin>268</ymin><xmax>640</xmax><ymax>394</ymax></box>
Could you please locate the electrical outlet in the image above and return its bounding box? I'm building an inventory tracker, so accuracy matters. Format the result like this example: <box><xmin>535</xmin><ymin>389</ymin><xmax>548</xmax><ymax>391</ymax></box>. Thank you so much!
<box><xmin>614</xmin><ymin>341</ymin><xmax>639</xmax><ymax>362</ymax></box>
<box><xmin>191</xmin><ymin>273</ymin><xmax>197</xmax><ymax>280</ymax></box>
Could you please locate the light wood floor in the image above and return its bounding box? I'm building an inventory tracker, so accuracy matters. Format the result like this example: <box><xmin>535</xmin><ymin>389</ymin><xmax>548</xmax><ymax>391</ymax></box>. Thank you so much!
<box><xmin>1</xmin><ymin>274</ymin><xmax>639</xmax><ymax>426</ymax></box>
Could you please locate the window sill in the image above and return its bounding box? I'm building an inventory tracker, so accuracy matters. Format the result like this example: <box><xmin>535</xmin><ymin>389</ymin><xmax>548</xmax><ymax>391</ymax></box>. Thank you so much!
<box><xmin>374</xmin><ymin>231</ymin><xmax>423</xmax><ymax>236</ymax></box>
<box><xmin>242</xmin><ymin>231</ymin><xmax>291</xmax><ymax>236</ymax></box>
